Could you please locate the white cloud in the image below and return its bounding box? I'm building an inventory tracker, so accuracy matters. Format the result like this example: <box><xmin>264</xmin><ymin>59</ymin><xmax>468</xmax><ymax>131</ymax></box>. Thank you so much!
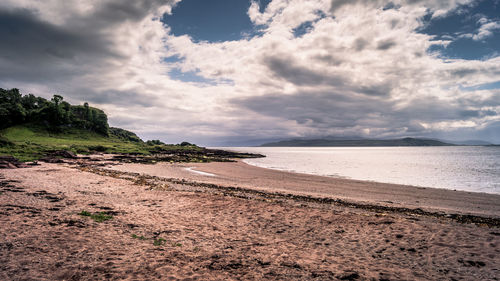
<box><xmin>473</xmin><ymin>18</ymin><xmax>500</xmax><ymax>40</ymax></box>
<box><xmin>0</xmin><ymin>0</ymin><xmax>499</xmax><ymax>144</ymax></box>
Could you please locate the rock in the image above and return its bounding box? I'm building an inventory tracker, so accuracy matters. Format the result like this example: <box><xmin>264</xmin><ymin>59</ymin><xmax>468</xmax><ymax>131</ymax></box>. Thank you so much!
<box><xmin>0</xmin><ymin>156</ymin><xmax>19</xmax><ymax>162</ymax></box>
<box><xmin>48</xmin><ymin>150</ymin><xmax>77</xmax><ymax>159</ymax></box>
<box><xmin>0</xmin><ymin>156</ymin><xmax>22</xmax><ymax>169</ymax></box>
<box><xmin>0</xmin><ymin>162</ymin><xmax>17</xmax><ymax>169</ymax></box>
<box><xmin>39</xmin><ymin>157</ymin><xmax>65</xmax><ymax>163</ymax></box>
<box><xmin>338</xmin><ymin>271</ymin><xmax>360</xmax><ymax>280</ymax></box>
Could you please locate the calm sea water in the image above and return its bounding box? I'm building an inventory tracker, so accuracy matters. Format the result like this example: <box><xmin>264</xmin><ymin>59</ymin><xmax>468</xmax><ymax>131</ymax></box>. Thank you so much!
<box><xmin>214</xmin><ymin>146</ymin><xmax>500</xmax><ymax>194</ymax></box>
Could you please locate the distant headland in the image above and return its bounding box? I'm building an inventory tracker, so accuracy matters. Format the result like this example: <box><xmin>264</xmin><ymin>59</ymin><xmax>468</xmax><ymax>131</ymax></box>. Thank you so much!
<box><xmin>260</xmin><ymin>138</ymin><xmax>454</xmax><ymax>147</ymax></box>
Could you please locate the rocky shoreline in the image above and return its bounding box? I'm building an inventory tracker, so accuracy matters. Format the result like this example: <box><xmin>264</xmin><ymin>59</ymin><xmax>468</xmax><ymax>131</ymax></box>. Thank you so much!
<box><xmin>0</xmin><ymin>148</ymin><xmax>265</xmax><ymax>168</ymax></box>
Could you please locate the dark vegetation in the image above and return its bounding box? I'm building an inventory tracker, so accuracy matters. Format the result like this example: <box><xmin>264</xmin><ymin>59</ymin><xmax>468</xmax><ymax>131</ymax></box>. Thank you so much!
<box><xmin>261</xmin><ymin>138</ymin><xmax>454</xmax><ymax>147</ymax></box>
<box><xmin>1</xmin><ymin>88</ymin><xmax>108</xmax><ymax>134</ymax></box>
<box><xmin>109</xmin><ymin>127</ymin><xmax>142</xmax><ymax>142</ymax></box>
<box><xmin>0</xmin><ymin>88</ymin><xmax>264</xmax><ymax>162</ymax></box>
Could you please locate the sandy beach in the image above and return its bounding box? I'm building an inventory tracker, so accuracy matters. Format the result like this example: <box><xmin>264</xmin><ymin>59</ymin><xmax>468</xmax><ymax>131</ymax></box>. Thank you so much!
<box><xmin>1</xmin><ymin>159</ymin><xmax>499</xmax><ymax>280</ymax></box>
<box><xmin>112</xmin><ymin>161</ymin><xmax>500</xmax><ymax>218</ymax></box>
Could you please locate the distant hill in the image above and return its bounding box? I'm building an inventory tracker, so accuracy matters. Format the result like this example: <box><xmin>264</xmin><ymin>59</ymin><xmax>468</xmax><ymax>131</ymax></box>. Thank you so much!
<box><xmin>444</xmin><ymin>140</ymin><xmax>492</xmax><ymax>146</ymax></box>
<box><xmin>260</xmin><ymin>137</ymin><xmax>454</xmax><ymax>147</ymax></box>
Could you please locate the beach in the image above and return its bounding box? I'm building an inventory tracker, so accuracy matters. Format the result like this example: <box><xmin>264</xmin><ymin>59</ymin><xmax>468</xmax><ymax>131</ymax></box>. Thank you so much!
<box><xmin>1</xmin><ymin>159</ymin><xmax>499</xmax><ymax>280</ymax></box>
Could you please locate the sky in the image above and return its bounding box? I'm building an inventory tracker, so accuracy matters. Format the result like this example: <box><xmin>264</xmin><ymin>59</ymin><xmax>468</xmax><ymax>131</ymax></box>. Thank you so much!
<box><xmin>0</xmin><ymin>0</ymin><xmax>499</xmax><ymax>145</ymax></box>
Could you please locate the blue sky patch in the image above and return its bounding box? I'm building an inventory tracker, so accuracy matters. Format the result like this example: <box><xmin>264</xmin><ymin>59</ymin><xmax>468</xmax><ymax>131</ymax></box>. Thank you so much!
<box><xmin>257</xmin><ymin>0</ymin><xmax>272</xmax><ymax>13</ymax></box>
<box><xmin>421</xmin><ymin>0</ymin><xmax>500</xmax><ymax>60</ymax></box>
<box><xmin>461</xmin><ymin>80</ymin><xmax>500</xmax><ymax>91</ymax></box>
<box><xmin>293</xmin><ymin>21</ymin><xmax>314</xmax><ymax>38</ymax></box>
<box><xmin>292</xmin><ymin>10</ymin><xmax>328</xmax><ymax>38</ymax></box>
<box><xmin>162</xmin><ymin>0</ymin><xmax>259</xmax><ymax>42</ymax></box>
<box><xmin>163</xmin><ymin>55</ymin><xmax>184</xmax><ymax>63</ymax></box>
<box><xmin>169</xmin><ymin>68</ymin><xmax>215</xmax><ymax>84</ymax></box>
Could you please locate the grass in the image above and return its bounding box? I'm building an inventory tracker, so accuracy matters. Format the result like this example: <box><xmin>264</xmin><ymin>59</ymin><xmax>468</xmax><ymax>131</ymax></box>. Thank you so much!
<box><xmin>153</xmin><ymin>238</ymin><xmax>167</xmax><ymax>246</ymax></box>
<box><xmin>0</xmin><ymin>124</ymin><xmax>202</xmax><ymax>162</ymax></box>
<box><xmin>78</xmin><ymin>210</ymin><xmax>113</xmax><ymax>222</ymax></box>
<box><xmin>131</xmin><ymin>234</ymin><xmax>147</xmax><ymax>240</ymax></box>
<box><xmin>131</xmin><ymin>235</ymin><xmax>181</xmax><ymax>248</ymax></box>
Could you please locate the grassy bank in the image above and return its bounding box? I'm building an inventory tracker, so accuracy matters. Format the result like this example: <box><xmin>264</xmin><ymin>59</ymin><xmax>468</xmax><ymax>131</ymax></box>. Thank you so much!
<box><xmin>0</xmin><ymin>125</ymin><xmax>200</xmax><ymax>162</ymax></box>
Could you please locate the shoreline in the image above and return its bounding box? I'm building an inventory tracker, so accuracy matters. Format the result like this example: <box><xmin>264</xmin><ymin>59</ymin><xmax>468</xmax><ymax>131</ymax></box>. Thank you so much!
<box><xmin>217</xmin><ymin>146</ymin><xmax>500</xmax><ymax>196</ymax></box>
<box><xmin>111</xmin><ymin>160</ymin><xmax>500</xmax><ymax>219</ymax></box>
<box><xmin>242</xmin><ymin>159</ymin><xmax>500</xmax><ymax>196</ymax></box>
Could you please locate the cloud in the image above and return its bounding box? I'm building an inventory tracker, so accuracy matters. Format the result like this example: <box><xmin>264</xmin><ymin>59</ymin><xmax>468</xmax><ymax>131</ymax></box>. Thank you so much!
<box><xmin>376</xmin><ymin>39</ymin><xmax>397</xmax><ymax>50</ymax></box>
<box><xmin>0</xmin><ymin>0</ymin><xmax>499</xmax><ymax>144</ymax></box>
<box><xmin>0</xmin><ymin>8</ymin><xmax>114</xmax><ymax>82</ymax></box>
<box><xmin>264</xmin><ymin>55</ymin><xmax>345</xmax><ymax>87</ymax></box>
<box><xmin>473</xmin><ymin>18</ymin><xmax>500</xmax><ymax>41</ymax></box>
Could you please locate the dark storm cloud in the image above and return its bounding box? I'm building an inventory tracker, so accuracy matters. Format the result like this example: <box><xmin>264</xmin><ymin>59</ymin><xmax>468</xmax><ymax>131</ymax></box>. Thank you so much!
<box><xmin>232</xmin><ymin>87</ymin><xmax>499</xmax><ymax>139</ymax></box>
<box><xmin>330</xmin><ymin>0</ymin><xmax>388</xmax><ymax>13</ymax></box>
<box><xmin>0</xmin><ymin>1</ymin><xmax>177</xmax><ymax>82</ymax></box>
<box><xmin>356</xmin><ymin>84</ymin><xmax>392</xmax><ymax>97</ymax></box>
<box><xmin>264</xmin><ymin>55</ymin><xmax>392</xmax><ymax>97</ymax></box>
<box><xmin>232</xmin><ymin>90</ymin><xmax>394</xmax><ymax>129</ymax></box>
<box><xmin>70</xmin><ymin>88</ymin><xmax>161</xmax><ymax>108</ymax></box>
<box><xmin>0</xmin><ymin>8</ymin><xmax>114</xmax><ymax>82</ymax></box>
<box><xmin>265</xmin><ymin>56</ymin><xmax>345</xmax><ymax>86</ymax></box>
<box><xmin>312</xmin><ymin>54</ymin><xmax>344</xmax><ymax>66</ymax></box>
<box><xmin>84</xmin><ymin>0</ymin><xmax>177</xmax><ymax>29</ymax></box>
<box><xmin>450</xmin><ymin>68</ymin><xmax>479</xmax><ymax>78</ymax></box>
<box><xmin>353</xmin><ymin>38</ymin><xmax>369</xmax><ymax>51</ymax></box>
<box><xmin>376</xmin><ymin>39</ymin><xmax>397</xmax><ymax>50</ymax></box>
<box><xmin>329</xmin><ymin>0</ymin><xmax>352</xmax><ymax>12</ymax></box>
<box><xmin>0</xmin><ymin>0</ymin><xmax>176</xmax><ymax>103</ymax></box>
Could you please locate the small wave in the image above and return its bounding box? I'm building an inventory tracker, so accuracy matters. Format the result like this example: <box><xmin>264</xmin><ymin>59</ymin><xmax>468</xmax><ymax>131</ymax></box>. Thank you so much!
<box><xmin>184</xmin><ymin>167</ymin><xmax>216</xmax><ymax>177</ymax></box>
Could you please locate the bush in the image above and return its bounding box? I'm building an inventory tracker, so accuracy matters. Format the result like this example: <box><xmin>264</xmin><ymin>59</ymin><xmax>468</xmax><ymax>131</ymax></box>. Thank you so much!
<box><xmin>0</xmin><ymin>135</ymin><xmax>14</xmax><ymax>147</ymax></box>
<box><xmin>88</xmin><ymin>145</ymin><xmax>108</xmax><ymax>152</ymax></box>
<box><xmin>109</xmin><ymin>127</ymin><xmax>142</xmax><ymax>142</ymax></box>
<box><xmin>146</xmin><ymin>139</ymin><xmax>165</xmax><ymax>145</ymax></box>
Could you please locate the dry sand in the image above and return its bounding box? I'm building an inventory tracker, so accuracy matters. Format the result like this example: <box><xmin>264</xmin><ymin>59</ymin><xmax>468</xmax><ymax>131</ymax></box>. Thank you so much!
<box><xmin>1</xmin><ymin>161</ymin><xmax>499</xmax><ymax>280</ymax></box>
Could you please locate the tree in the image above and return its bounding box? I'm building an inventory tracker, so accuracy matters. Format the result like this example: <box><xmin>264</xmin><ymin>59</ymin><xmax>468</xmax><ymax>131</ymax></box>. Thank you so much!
<box><xmin>51</xmin><ymin>95</ymin><xmax>63</xmax><ymax>106</ymax></box>
<box><xmin>0</xmin><ymin>88</ymin><xmax>25</xmax><ymax>128</ymax></box>
<box><xmin>0</xmin><ymin>88</ymin><xmax>111</xmax><ymax>136</ymax></box>
<box><xmin>92</xmin><ymin>109</ymin><xmax>109</xmax><ymax>135</ymax></box>
<box><xmin>84</xmin><ymin>102</ymin><xmax>90</xmax><ymax>120</ymax></box>
<box><xmin>21</xmin><ymin>94</ymin><xmax>36</xmax><ymax>110</ymax></box>
<box><xmin>48</xmin><ymin>94</ymin><xmax>66</xmax><ymax>128</ymax></box>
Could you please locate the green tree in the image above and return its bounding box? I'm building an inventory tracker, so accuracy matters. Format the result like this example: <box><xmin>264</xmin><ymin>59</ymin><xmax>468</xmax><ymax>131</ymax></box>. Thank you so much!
<box><xmin>51</xmin><ymin>95</ymin><xmax>63</xmax><ymax>106</ymax></box>
<box><xmin>0</xmin><ymin>88</ymin><xmax>25</xmax><ymax>128</ymax></box>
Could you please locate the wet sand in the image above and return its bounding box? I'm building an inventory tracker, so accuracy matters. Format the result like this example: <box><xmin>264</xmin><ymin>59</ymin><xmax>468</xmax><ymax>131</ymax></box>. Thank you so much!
<box><xmin>1</xmin><ymin>161</ymin><xmax>499</xmax><ymax>280</ymax></box>
<box><xmin>112</xmin><ymin>161</ymin><xmax>500</xmax><ymax>218</ymax></box>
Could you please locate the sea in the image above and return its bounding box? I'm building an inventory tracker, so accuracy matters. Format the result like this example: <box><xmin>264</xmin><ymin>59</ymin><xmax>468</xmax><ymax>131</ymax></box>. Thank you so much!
<box><xmin>214</xmin><ymin>146</ymin><xmax>500</xmax><ymax>195</ymax></box>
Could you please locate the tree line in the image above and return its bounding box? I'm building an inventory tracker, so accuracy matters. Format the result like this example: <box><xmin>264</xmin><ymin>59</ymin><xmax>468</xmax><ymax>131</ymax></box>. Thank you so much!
<box><xmin>0</xmin><ymin>88</ymin><xmax>109</xmax><ymax>135</ymax></box>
